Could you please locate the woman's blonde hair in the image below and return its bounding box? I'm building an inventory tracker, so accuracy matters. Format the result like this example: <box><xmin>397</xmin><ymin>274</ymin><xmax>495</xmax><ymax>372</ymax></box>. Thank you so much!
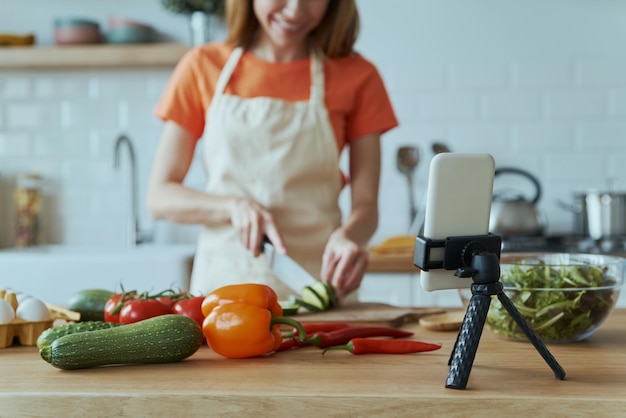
<box><xmin>224</xmin><ymin>0</ymin><xmax>359</xmax><ymax>58</ymax></box>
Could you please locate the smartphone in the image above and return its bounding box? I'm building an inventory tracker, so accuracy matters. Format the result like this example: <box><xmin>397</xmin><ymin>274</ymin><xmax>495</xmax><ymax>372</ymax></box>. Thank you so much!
<box><xmin>419</xmin><ymin>153</ymin><xmax>495</xmax><ymax>291</ymax></box>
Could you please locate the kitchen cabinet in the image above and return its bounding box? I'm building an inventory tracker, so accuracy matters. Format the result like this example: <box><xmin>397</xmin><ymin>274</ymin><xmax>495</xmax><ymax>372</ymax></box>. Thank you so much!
<box><xmin>0</xmin><ymin>44</ymin><xmax>190</xmax><ymax>69</ymax></box>
<box><xmin>2</xmin><ymin>308</ymin><xmax>625</xmax><ymax>416</ymax></box>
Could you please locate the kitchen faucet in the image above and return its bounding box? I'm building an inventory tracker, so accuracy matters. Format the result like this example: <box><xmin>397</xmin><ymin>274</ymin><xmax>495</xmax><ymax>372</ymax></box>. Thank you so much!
<box><xmin>113</xmin><ymin>134</ymin><xmax>152</xmax><ymax>245</ymax></box>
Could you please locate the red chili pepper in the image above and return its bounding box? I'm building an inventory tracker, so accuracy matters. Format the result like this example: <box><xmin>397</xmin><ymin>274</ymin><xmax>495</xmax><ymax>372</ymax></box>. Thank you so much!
<box><xmin>282</xmin><ymin>322</ymin><xmax>351</xmax><ymax>339</ymax></box>
<box><xmin>311</xmin><ymin>326</ymin><xmax>414</xmax><ymax>348</ymax></box>
<box><xmin>323</xmin><ymin>338</ymin><xmax>442</xmax><ymax>355</ymax></box>
<box><xmin>277</xmin><ymin>338</ymin><xmax>312</xmax><ymax>352</ymax></box>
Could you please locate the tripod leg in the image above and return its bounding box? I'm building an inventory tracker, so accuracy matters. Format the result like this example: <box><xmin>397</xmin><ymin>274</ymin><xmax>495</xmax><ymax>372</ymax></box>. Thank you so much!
<box><xmin>496</xmin><ymin>293</ymin><xmax>566</xmax><ymax>380</ymax></box>
<box><xmin>448</xmin><ymin>322</ymin><xmax>462</xmax><ymax>366</ymax></box>
<box><xmin>446</xmin><ymin>293</ymin><xmax>490</xmax><ymax>389</ymax></box>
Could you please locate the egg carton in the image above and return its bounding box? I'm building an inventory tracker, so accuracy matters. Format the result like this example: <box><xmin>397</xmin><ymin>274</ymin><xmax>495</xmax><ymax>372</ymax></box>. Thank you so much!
<box><xmin>0</xmin><ymin>318</ymin><xmax>53</xmax><ymax>348</ymax></box>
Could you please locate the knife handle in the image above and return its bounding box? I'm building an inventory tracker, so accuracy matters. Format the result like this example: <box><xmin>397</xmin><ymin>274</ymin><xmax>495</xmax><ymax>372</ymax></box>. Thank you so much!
<box><xmin>261</xmin><ymin>235</ymin><xmax>272</xmax><ymax>253</ymax></box>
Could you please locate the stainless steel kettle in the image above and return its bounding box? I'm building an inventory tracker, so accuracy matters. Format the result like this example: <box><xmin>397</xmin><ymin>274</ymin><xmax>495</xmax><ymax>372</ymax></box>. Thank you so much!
<box><xmin>489</xmin><ymin>167</ymin><xmax>545</xmax><ymax>237</ymax></box>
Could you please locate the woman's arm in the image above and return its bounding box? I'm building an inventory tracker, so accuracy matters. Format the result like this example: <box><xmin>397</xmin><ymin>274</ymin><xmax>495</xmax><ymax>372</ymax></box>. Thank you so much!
<box><xmin>321</xmin><ymin>133</ymin><xmax>381</xmax><ymax>299</ymax></box>
<box><xmin>146</xmin><ymin>121</ymin><xmax>234</xmax><ymax>226</ymax></box>
<box><xmin>340</xmin><ymin>133</ymin><xmax>381</xmax><ymax>245</ymax></box>
<box><xmin>146</xmin><ymin>121</ymin><xmax>285</xmax><ymax>254</ymax></box>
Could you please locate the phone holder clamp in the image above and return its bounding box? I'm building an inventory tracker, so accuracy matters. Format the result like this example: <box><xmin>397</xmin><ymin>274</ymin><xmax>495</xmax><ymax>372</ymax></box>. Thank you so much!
<box><xmin>413</xmin><ymin>233</ymin><xmax>566</xmax><ymax>390</ymax></box>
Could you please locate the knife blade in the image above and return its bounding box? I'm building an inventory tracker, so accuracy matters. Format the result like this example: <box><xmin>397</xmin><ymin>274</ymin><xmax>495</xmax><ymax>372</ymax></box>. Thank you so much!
<box><xmin>262</xmin><ymin>239</ymin><xmax>318</xmax><ymax>294</ymax></box>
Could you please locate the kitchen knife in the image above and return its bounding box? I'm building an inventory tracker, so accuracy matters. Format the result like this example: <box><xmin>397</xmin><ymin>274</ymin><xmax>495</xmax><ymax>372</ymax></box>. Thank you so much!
<box><xmin>262</xmin><ymin>239</ymin><xmax>319</xmax><ymax>294</ymax></box>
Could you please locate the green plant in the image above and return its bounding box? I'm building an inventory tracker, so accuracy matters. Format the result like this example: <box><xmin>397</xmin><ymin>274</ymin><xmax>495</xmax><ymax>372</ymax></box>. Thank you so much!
<box><xmin>161</xmin><ymin>0</ymin><xmax>225</xmax><ymax>15</ymax></box>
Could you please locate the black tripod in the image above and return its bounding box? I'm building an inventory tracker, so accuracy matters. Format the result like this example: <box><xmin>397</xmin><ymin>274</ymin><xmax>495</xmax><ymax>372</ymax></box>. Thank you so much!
<box><xmin>414</xmin><ymin>234</ymin><xmax>566</xmax><ymax>390</ymax></box>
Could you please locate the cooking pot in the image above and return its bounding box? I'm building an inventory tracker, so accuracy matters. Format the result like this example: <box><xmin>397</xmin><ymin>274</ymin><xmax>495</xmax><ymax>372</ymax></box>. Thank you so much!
<box><xmin>489</xmin><ymin>167</ymin><xmax>545</xmax><ymax>237</ymax></box>
<box><xmin>560</xmin><ymin>191</ymin><xmax>626</xmax><ymax>239</ymax></box>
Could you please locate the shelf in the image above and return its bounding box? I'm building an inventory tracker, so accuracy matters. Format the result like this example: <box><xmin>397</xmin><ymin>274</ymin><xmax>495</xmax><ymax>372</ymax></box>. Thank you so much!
<box><xmin>0</xmin><ymin>43</ymin><xmax>191</xmax><ymax>69</ymax></box>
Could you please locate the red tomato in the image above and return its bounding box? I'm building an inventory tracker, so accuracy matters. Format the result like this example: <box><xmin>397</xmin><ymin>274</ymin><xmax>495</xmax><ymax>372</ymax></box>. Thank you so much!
<box><xmin>171</xmin><ymin>296</ymin><xmax>205</xmax><ymax>327</ymax></box>
<box><xmin>119</xmin><ymin>299</ymin><xmax>171</xmax><ymax>324</ymax></box>
<box><xmin>104</xmin><ymin>293</ymin><xmax>126</xmax><ymax>323</ymax></box>
<box><xmin>156</xmin><ymin>296</ymin><xmax>175</xmax><ymax>309</ymax></box>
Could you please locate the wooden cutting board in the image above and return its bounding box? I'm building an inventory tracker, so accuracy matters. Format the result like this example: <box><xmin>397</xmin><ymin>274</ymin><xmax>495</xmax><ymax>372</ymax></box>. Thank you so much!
<box><xmin>292</xmin><ymin>302</ymin><xmax>444</xmax><ymax>328</ymax></box>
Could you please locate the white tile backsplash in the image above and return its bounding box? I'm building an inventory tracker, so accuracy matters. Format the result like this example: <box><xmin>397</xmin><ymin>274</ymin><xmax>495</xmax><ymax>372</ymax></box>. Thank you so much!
<box><xmin>0</xmin><ymin>76</ymin><xmax>31</xmax><ymax>100</ymax></box>
<box><xmin>512</xmin><ymin>62</ymin><xmax>574</xmax><ymax>89</ymax></box>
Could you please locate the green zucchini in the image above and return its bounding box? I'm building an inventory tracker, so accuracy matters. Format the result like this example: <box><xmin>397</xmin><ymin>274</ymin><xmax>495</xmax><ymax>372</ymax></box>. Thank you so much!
<box><xmin>40</xmin><ymin>314</ymin><xmax>203</xmax><ymax>370</ymax></box>
<box><xmin>66</xmin><ymin>289</ymin><xmax>115</xmax><ymax>321</ymax></box>
<box><xmin>36</xmin><ymin>321</ymin><xmax>123</xmax><ymax>350</ymax></box>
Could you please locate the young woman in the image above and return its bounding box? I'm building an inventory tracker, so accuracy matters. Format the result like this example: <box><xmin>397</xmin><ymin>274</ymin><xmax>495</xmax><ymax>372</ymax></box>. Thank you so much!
<box><xmin>148</xmin><ymin>0</ymin><xmax>398</xmax><ymax>302</ymax></box>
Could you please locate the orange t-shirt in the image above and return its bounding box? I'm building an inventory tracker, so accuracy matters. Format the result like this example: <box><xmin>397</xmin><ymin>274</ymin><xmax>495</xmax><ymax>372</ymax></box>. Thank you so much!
<box><xmin>154</xmin><ymin>43</ymin><xmax>398</xmax><ymax>152</ymax></box>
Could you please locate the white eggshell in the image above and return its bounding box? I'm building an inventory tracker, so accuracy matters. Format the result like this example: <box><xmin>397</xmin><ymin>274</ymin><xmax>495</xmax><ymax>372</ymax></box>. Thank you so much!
<box><xmin>16</xmin><ymin>298</ymin><xmax>51</xmax><ymax>322</ymax></box>
<box><xmin>0</xmin><ymin>299</ymin><xmax>15</xmax><ymax>324</ymax></box>
<box><xmin>16</xmin><ymin>293</ymin><xmax>32</xmax><ymax>304</ymax></box>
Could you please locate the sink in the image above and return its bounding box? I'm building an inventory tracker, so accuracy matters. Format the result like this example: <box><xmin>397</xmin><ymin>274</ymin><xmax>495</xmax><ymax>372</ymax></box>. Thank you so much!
<box><xmin>0</xmin><ymin>244</ymin><xmax>196</xmax><ymax>305</ymax></box>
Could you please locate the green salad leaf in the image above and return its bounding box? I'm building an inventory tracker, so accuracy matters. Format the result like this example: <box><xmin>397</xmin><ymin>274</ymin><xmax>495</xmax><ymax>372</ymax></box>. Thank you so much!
<box><xmin>487</xmin><ymin>261</ymin><xmax>619</xmax><ymax>343</ymax></box>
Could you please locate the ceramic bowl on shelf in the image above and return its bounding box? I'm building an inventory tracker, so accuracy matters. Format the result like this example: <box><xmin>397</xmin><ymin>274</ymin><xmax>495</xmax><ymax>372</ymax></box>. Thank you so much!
<box><xmin>53</xmin><ymin>17</ymin><xmax>102</xmax><ymax>45</ymax></box>
<box><xmin>105</xmin><ymin>27</ymin><xmax>156</xmax><ymax>44</ymax></box>
<box><xmin>459</xmin><ymin>253</ymin><xmax>624</xmax><ymax>343</ymax></box>
<box><xmin>105</xmin><ymin>17</ymin><xmax>157</xmax><ymax>44</ymax></box>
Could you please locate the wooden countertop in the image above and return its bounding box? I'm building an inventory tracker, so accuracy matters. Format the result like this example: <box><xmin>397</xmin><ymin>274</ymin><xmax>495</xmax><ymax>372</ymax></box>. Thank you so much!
<box><xmin>2</xmin><ymin>308</ymin><xmax>625</xmax><ymax>416</ymax></box>
<box><xmin>367</xmin><ymin>252</ymin><xmax>417</xmax><ymax>273</ymax></box>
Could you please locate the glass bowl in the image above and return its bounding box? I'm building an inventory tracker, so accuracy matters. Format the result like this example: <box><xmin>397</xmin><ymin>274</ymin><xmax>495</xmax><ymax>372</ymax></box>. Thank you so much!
<box><xmin>459</xmin><ymin>253</ymin><xmax>624</xmax><ymax>343</ymax></box>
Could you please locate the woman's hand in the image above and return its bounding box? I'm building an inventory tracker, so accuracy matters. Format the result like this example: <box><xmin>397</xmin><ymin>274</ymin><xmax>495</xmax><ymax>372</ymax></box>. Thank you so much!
<box><xmin>321</xmin><ymin>230</ymin><xmax>369</xmax><ymax>303</ymax></box>
<box><xmin>229</xmin><ymin>196</ymin><xmax>285</xmax><ymax>257</ymax></box>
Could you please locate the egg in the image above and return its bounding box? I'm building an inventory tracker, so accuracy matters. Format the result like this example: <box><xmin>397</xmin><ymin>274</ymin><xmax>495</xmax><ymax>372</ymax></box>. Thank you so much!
<box><xmin>0</xmin><ymin>299</ymin><xmax>15</xmax><ymax>324</ymax></box>
<box><xmin>16</xmin><ymin>293</ymin><xmax>32</xmax><ymax>304</ymax></box>
<box><xmin>16</xmin><ymin>297</ymin><xmax>51</xmax><ymax>322</ymax></box>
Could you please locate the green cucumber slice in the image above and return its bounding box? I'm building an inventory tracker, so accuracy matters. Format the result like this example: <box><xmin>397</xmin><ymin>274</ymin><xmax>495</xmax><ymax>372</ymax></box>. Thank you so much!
<box><xmin>301</xmin><ymin>286</ymin><xmax>327</xmax><ymax>310</ymax></box>
<box><xmin>310</xmin><ymin>281</ymin><xmax>332</xmax><ymax>307</ymax></box>
<box><xmin>279</xmin><ymin>301</ymin><xmax>300</xmax><ymax>316</ymax></box>
<box><xmin>321</xmin><ymin>281</ymin><xmax>339</xmax><ymax>308</ymax></box>
<box><xmin>290</xmin><ymin>297</ymin><xmax>323</xmax><ymax>313</ymax></box>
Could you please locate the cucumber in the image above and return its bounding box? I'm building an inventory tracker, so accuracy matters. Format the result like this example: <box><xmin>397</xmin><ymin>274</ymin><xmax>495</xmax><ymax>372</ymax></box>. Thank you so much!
<box><xmin>66</xmin><ymin>289</ymin><xmax>115</xmax><ymax>322</ymax></box>
<box><xmin>290</xmin><ymin>296</ymin><xmax>323</xmax><ymax>313</ymax></box>
<box><xmin>299</xmin><ymin>281</ymin><xmax>338</xmax><ymax>312</ymax></box>
<box><xmin>302</xmin><ymin>286</ymin><xmax>327</xmax><ymax>310</ymax></box>
<box><xmin>312</xmin><ymin>281</ymin><xmax>338</xmax><ymax>308</ymax></box>
<box><xmin>279</xmin><ymin>301</ymin><xmax>300</xmax><ymax>316</ymax></box>
<box><xmin>36</xmin><ymin>321</ymin><xmax>123</xmax><ymax>350</ymax></box>
<box><xmin>40</xmin><ymin>314</ymin><xmax>203</xmax><ymax>370</ymax></box>
<box><xmin>308</xmin><ymin>282</ymin><xmax>330</xmax><ymax>307</ymax></box>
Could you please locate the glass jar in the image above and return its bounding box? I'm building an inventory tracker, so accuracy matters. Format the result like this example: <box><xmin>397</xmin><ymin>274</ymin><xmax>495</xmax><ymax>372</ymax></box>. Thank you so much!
<box><xmin>14</xmin><ymin>173</ymin><xmax>42</xmax><ymax>247</ymax></box>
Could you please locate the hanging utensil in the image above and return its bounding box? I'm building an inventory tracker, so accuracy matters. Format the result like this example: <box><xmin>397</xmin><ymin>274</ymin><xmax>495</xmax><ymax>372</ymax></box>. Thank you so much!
<box><xmin>396</xmin><ymin>146</ymin><xmax>420</xmax><ymax>230</ymax></box>
<box><xmin>431</xmin><ymin>142</ymin><xmax>451</xmax><ymax>155</ymax></box>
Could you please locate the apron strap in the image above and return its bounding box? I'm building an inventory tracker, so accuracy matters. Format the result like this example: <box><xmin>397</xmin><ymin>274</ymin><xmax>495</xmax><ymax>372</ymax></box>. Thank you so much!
<box><xmin>309</xmin><ymin>47</ymin><xmax>325</xmax><ymax>105</ymax></box>
<box><xmin>214</xmin><ymin>47</ymin><xmax>244</xmax><ymax>97</ymax></box>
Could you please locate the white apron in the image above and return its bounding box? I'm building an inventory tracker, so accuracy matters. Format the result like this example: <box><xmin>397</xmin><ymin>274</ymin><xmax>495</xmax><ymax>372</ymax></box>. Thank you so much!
<box><xmin>189</xmin><ymin>47</ymin><xmax>343</xmax><ymax>300</ymax></box>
